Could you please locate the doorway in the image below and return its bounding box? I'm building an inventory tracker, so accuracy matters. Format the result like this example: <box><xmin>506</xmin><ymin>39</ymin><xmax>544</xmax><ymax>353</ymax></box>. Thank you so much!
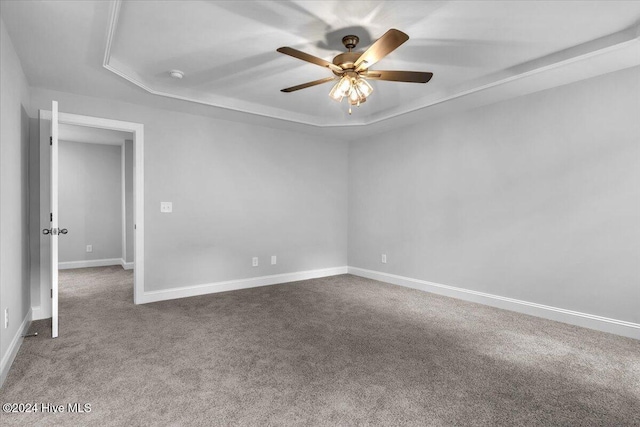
<box><xmin>37</xmin><ymin>106</ymin><xmax>145</xmax><ymax>338</ymax></box>
<box><xmin>57</xmin><ymin>125</ymin><xmax>133</xmax><ymax>334</ymax></box>
<box><xmin>57</xmin><ymin>125</ymin><xmax>132</xmax><ymax>271</ymax></box>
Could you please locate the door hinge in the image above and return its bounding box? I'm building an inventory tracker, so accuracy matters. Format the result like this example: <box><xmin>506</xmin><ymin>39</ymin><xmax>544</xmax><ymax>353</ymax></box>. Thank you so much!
<box><xmin>50</xmin><ymin>212</ymin><xmax>53</xmax><ymax>222</ymax></box>
<box><xmin>50</xmin><ymin>136</ymin><xmax>53</xmax><ymax>145</ymax></box>
<box><xmin>51</xmin><ymin>289</ymin><xmax>53</xmax><ymax>298</ymax></box>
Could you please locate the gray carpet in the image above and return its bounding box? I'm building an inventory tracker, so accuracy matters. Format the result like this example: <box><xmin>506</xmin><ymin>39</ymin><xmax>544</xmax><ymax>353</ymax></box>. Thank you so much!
<box><xmin>1</xmin><ymin>266</ymin><xmax>638</xmax><ymax>426</ymax></box>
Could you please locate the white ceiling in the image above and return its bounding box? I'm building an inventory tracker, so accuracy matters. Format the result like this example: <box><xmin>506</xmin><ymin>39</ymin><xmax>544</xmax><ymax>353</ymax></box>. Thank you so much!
<box><xmin>2</xmin><ymin>1</ymin><xmax>640</xmax><ymax>132</ymax></box>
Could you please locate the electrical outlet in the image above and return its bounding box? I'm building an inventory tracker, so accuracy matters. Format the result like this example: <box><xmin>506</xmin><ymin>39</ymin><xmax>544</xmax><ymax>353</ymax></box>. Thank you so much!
<box><xmin>86</xmin><ymin>245</ymin><xmax>93</xmax><ymax>253</ymax></box>
<box><xmin>252</xmin><ymin>257</ymin><xmax>259</xmax><ymax>267</ymax></box>
<box><xmin>4</xmin><ymin>308</ymin><xmax>8</xmax><ymax>329</ymax></box>
<box><xmin>160</xmin><ymin>202</ymin><xmax>173</xmax><ymax>213</ymax></box>
<box><xmin>271</xmin><ymin>255</ymin><xmax>277</xmax><ymax>265</ymax></box>
<box><xmin>381</xmin><ymin>254</ymin><xmax>387</xmax><ymax>264</ymax></box>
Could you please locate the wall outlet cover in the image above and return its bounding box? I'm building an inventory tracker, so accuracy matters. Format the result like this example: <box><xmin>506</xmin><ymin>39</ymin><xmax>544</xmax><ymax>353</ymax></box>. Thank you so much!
<box><xmin>160</xmin><ymin>202</ymin><xmax>173</xmax><ymax>213</ymax></box>
<box><xmin>86</xmin><ymin>245</ymin><xmax>93</xmax><ymax>253</ymax></box>
<box><xmin>271</xmin><ymin>255</ymin><xmax>277</xmax><ymax>265</ymax></box>
<box><xmin>252</xmin><ymin>257</ymin><xmax>259</xmax><ymax>267</ymax></box>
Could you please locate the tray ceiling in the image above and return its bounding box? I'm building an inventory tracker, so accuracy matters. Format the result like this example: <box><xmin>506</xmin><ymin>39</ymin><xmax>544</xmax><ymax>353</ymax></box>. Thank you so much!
<box><xmin>3</xmin><ymin>1</ymin><xmax>640</xmax><ymax>130</ymax></box>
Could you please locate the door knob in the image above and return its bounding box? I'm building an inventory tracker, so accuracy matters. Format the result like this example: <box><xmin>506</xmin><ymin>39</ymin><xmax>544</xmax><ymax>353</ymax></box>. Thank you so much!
<box><xmin>42</xmin><ymin>228</ymin><xmax>68</xmax><ymax>235</ymax></box>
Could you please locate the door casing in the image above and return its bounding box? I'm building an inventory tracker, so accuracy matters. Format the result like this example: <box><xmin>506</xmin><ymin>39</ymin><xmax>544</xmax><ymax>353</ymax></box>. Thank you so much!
<box><xmin>37</xmin><ymin>108</ymin><xmax>145</xmax><ymax>323</ymax></box>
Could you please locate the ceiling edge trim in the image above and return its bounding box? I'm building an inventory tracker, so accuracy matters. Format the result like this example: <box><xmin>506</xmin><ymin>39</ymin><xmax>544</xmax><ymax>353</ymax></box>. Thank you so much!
<box><xmin>103</xmin><ymin>2</ymin><xmax>640</xmax><ymax>128</ymax></box>
<box><xmin>103</xmin><ymin>61</ymin><xmax>332</xmax><ymax>127</ymax></box>
<box><xmin>102</xmin><ymin>1</ymin><xmax>338</xmax><ymax>128</ymax></box>
<box><xmin>103</xmin><ymin>0</ymin><xmax>121</xmax><ymax>68</ymax></box>
<box><xmin>373</xmin><ymin>32</ymin><xmax>640</xmax><ymax>124</ymax></box>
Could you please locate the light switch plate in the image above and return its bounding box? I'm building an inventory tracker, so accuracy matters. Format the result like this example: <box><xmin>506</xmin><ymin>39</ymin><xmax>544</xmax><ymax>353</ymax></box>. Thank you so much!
<box><xmin>160</xmin><ymin>202</ymin><xmax>173</xmax><ymax>213</ymax></box>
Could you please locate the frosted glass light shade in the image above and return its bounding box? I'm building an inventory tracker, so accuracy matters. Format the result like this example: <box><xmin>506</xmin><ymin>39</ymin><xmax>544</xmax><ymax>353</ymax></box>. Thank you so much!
<box><xmin>329</xmin><ymin>76</ymin><xmax>352</xmax><ymax>102</ymax></box>
<box><xmin>355</xmin><ymin>78</ymin><xmax>373</xmax><ymax>97</ymax></box>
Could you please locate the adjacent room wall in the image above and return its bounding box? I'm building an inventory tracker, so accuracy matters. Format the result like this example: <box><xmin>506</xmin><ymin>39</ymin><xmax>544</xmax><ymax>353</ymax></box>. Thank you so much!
<box><xmin>58</xmin><ymin>141</ymin><xmax>122</xmax><ymax>265</ymax></box>
<box><xmin>31</xmin><ymin>88</ymin><xmax>349</xmax><ymax>296</ymax></box>
<box><xmin>0</xmin><ymin>16</ymin><xmax>32</xmax><ymax>385</ymax></box>
<box><xmin>349</xmin><ymin>66</ymin><xmax>640</xmax><ymax>325</ymax></box>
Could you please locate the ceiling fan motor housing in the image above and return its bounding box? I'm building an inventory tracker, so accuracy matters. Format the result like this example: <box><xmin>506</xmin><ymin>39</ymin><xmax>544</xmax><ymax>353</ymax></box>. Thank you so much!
<box><xmin>332</xmin><ymin>52</ymin><xmax>361</xmax><ymax>75</ymax></box>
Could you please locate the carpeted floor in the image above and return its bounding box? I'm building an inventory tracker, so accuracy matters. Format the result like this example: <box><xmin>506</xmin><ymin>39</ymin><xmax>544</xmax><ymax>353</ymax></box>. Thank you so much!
<box><xmin>1</xmin><ymin>266</ymin><xmax>639</xmax><ymax>426</ymax></box>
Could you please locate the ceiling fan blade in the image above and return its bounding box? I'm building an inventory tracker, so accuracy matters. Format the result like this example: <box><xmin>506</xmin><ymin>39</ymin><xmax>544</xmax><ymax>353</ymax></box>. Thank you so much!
<box><xmin>277</xmin><ymin>47</ymin><xmax>343</xmax><ymax>73</ymax></box>
<box><xmin>354</xmin><ymin>29</ymin><xmax>409</xmax><ymax>72</ymax></box>
<box><xmin>363</xmin><ymin>70</ymin><xmax>433</xmax><ymax>83</ymax></box>
<box><xmin>281</xmin><ymin>77</ymin><xmax>337</xmax><ymax>93</ymax></box>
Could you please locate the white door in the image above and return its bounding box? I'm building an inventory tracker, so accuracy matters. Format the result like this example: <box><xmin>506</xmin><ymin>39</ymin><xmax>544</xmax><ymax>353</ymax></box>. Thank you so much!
<box><xmin>50</xmin><ymin>100</ymin><xmax>59</xmax><ymax>338</ymax></box>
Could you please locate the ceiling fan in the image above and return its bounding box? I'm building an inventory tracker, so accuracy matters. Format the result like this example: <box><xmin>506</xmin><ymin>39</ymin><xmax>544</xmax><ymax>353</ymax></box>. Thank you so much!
<box><xmin>277</xmin><ymin>29</ymin><xmax>433</xmax><ymax>114</ymax></box>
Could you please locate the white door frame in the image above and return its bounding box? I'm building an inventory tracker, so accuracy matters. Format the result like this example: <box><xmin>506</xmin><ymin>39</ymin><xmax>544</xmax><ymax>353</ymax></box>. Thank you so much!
<box><xmin>41</xmin><ymin>110</ymin><xmax>145</xmax><ymax>305</ymax></box>
<box><xmin>50</xmin><ymin>101</ymin><xmax>59</xmax><ymax>337</ymax></box>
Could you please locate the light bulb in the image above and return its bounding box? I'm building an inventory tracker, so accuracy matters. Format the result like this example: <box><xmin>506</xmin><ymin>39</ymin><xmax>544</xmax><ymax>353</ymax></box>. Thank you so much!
<box><xmin>348</xmin><ymin>86</ymin><xmax>360</xmax><ymax>105</ymax></box>
<box><xmin>348</xmin><ymin>83</ymin><xmax>369</xmax><ymax>106</ymax></box>
<box><xmin>329</xmin><ymin>76</ymin><xmax>352</xmax><ymax>102</ymax></box>
<box><xmin>338</xmin><ymin>76</ymin><xmax>352</xmax><ymax>94</ymax></box>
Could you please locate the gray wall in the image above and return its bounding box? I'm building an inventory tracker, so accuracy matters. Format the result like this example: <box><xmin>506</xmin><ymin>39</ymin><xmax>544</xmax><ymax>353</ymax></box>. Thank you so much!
<box><xmin>31</xmin><ymin>88</ymin><xmax>349</xmax><ymax>293</ymax></box>
<box><xmin>28</xmin><ymin>117</ymin><xmax>40</xmax><ymax>316</ymax></box>
<box><xmin>349</xmin><ymin>66</ymin><xmax>640</xmax><ymax>324</ymax></box>
<box><xmin>0</xmin><ymin>16</ymin><xmax>31</xmax><ymax>380</ymax></box>
<box><xmin>58</xmin><ymin>141</ymin><xmax>122</xmax><ymax>263</ymax></box>
<box><xmin>125</xmin><ymin>140</ymin><xmax>134</xmax><ymax>264</ymax></box>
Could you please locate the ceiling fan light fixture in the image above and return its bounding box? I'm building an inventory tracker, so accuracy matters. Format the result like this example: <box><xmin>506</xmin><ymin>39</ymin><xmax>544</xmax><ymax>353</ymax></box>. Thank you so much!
<box><xmin>330</xmin><ymin>76</ymin><xmax>373</xmax><ymax>106</ymax></box>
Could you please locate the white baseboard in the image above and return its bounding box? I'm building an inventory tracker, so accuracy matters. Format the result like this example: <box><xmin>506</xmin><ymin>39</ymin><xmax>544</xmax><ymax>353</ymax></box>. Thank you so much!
<box><xmin>1</xmin><ymin>308</ymin><xmax>32</xmax><ymax>388</ymax></box>
<box><xmin>31</xmin><ymin>305</ymin><xmax>46</xmax><ymax>321</ymax></box>
<box><xmin>139</xmin><ymin>266</ymin><xmax>349</xmax><ymax>304</ymax></box>
<box><xmin>58</xmin><ymin>258</ymin><xmax>121</xmax><ymax>270</ymax></box>
<box><xmin>120</xmin><ymin>258</ymin><xmax>134</xmax><ymax>270</ymax></box>
<box><xmin>348</xmin><ymin>267</ymin><xmax>640</xmax><ymax>340</ymax></box>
